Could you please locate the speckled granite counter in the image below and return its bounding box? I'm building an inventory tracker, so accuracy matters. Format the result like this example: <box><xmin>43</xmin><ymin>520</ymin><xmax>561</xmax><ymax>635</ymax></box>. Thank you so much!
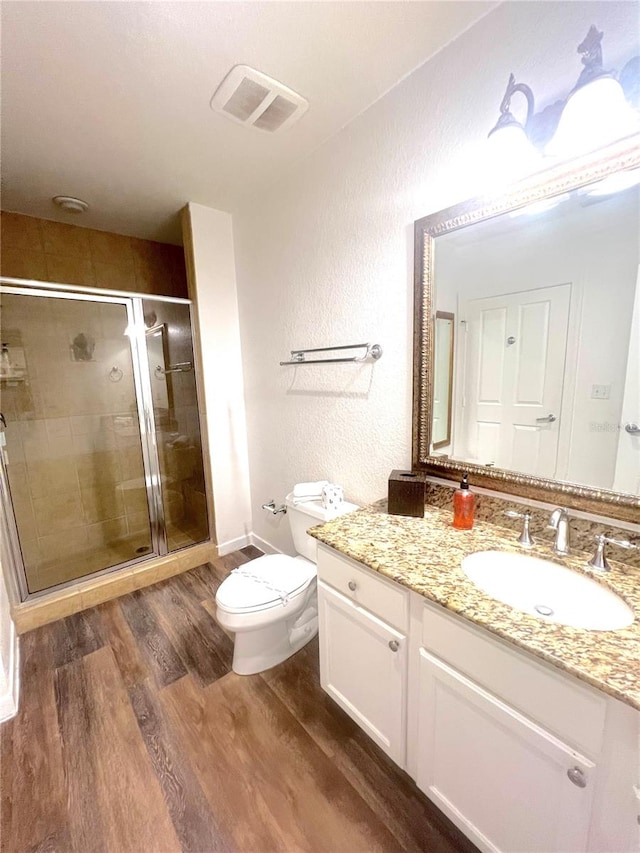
<box><xmin>309</xmin><ymin>501</ymin><xmax>640</xmax><ymax>711</ymax></box>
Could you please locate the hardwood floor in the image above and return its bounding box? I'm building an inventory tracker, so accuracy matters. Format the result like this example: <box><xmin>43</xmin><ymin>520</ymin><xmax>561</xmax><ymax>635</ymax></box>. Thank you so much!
<box><xmin>1</xmin><ymin>547</ymin><xmax>476</xmax><ymax>853</ymax></box>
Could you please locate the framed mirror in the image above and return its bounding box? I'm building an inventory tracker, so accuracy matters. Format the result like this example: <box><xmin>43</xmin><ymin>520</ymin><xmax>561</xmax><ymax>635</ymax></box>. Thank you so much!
<box><xmin>413</xmin><ymin>136</ymin><xmax>640</xmax><ymax>522</ymax></box>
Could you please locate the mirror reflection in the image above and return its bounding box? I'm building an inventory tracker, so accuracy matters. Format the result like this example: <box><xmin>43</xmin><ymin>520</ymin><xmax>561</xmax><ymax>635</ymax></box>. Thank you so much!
<box><xmin>431</xmin><ymin>178</ymin><xmax>640</xmax><ymax>495</ymax></box>
<box><xmin>432</xmin><ymin>312</ymin><xmax>454</xmax><ymax>449</ymax></box>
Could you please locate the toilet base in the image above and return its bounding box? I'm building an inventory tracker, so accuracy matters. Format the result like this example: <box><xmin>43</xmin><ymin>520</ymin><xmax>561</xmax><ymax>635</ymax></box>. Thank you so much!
<box><xmin>231</xmin><ymin>601</ymin><xmax>318</xmax><ymax>675</ymax></box>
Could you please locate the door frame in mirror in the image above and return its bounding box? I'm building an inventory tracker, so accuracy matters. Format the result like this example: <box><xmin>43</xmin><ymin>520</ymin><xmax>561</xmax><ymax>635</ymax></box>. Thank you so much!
<box><xmin>432</xmin><ymin>311</ymin><xmax>455</xmax><ymax>451</ymax></box>
<box><xmin>412</xmin><ymin>135</ymin><xmax>640</xmax><ymax>522</ymax></box>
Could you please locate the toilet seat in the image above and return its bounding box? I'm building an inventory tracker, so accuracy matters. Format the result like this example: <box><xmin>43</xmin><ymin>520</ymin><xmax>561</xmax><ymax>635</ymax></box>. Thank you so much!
<box><xmin>216</xmin><ymin>554</ymin><xmax>315</xmax><ymax>614</ymax></box>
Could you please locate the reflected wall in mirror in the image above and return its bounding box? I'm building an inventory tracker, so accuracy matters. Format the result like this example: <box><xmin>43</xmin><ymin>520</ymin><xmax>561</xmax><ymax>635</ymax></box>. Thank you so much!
<box><xmin>413</xmin><ymin>138</ymin><xmax>640</xmax><ymax>521</ymax></box>
<box><xmin>432</xmin><ymin>311</ymin><xmax>454</xmax><ymax>450</ymax></box>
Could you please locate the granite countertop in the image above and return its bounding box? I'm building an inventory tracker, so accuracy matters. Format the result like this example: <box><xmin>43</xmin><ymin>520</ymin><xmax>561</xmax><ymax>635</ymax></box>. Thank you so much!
<box><xmin>309</xmin><ymin>501</ymin><xmax>640</xmax><ymax>711</ymax></box>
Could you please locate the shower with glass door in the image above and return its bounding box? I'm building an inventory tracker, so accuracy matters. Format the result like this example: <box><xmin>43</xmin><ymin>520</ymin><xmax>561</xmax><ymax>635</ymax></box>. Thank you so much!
<box><xmin>0</xmin><ymin>280</ymin><xmax>210</xmax><ymax>600</ymax></box>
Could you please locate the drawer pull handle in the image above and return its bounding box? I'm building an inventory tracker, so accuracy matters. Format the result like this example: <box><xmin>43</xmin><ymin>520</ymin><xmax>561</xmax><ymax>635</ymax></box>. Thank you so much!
<box><xmin>348</xmin><ymin>581</ymin><xmax>357</xmax><ymax>591</ymax></box>
<box><xmin>567</xmin><ymin>767</ymin><xmax>587</xmax><ymax>788</ymax></box>
<box><xmin>388</xmin><ymin>640</ymin><xmax>399</xmax><ymax>652</ymax></box>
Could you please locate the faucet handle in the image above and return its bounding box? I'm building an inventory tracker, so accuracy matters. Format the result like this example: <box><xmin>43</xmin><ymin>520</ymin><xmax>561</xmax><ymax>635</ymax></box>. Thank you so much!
<box><xmin>588</xmin><ymin>534</ymin><xmax>639</xmax><ymax>572</ymax></box>
<box><xmin>503</xmin><ymin>510</ymin><xmax>534</xmax><ymax>548</ymax></box>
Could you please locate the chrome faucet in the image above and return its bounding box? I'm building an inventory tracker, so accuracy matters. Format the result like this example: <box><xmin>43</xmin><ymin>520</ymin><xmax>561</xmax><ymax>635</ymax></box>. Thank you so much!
<box><xmin>548</xmin><ymin>508</ymin><xmax>570</xmax><ymax>556</ymax></box>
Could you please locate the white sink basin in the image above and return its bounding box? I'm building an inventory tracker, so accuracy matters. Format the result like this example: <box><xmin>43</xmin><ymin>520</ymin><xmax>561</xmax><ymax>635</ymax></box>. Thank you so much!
<box><xmin>461</xmin><ymin>550</ymin><xmax>634</xmax><ymax>631</ymax></box>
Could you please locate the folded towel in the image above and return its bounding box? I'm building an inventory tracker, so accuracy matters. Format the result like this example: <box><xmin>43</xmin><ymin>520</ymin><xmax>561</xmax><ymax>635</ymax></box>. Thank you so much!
<box><xmin>291</xmin><ymin>495</ymin><xmax>323</xmax><ymax>505</ymax></box>
<box><xmin>293</xmin><ymin>480</ymin><xmax>329</xmax><ymax>498</ymax></box>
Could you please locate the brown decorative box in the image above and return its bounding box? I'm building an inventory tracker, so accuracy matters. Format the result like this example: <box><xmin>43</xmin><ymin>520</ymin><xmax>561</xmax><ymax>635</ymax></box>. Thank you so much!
<box><xmin>388</xmin><ymin>470</ymin><xmax>425</xmax><ymax>518</ymax></box>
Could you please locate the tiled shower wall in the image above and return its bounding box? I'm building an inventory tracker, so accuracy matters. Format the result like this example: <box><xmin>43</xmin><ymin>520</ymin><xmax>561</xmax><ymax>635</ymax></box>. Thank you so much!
<box><xmin>0</xmin><ymin>211</ymin><xmax>188</xmax><ymax>298</ymax></box>
<box><xmin>0</xmin><ymin>211</ymin><xmax>193</xmax><ymax>592</ymax></box>
<box><xmin>2</xmin><ymin>296</ymin><xmax>153</xmax><ymax>591</ymax></box>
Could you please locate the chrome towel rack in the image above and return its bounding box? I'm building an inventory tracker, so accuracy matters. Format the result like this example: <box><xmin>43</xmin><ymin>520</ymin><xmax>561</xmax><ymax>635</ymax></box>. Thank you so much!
<box><xmin>279</xmin><ymin>343</ymin><xmax>383</xmax><ymax>366</ymax></box>
<box><xmin>155</xmin><ymin>361</ymin><xmax>193</xmax><ymax>377</ymax></box>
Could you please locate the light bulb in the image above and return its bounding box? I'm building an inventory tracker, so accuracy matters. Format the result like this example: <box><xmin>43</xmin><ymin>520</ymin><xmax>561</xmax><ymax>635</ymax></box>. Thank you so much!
<box><xmin>545</xmin><ymin>77</ymin><xmax>640</xmax><ymax>160</ymax></box>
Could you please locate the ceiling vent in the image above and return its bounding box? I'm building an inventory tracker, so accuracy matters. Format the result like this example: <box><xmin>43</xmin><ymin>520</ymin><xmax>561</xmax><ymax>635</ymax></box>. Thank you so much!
<box><xmin>210</xmin><ymin>65</ymin><xmax>308</xmax><ymax>132</ymax></box>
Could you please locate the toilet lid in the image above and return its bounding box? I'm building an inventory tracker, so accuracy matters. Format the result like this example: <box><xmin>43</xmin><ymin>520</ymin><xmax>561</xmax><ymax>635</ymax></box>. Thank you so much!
<box><xmin>215</xmin><ymin>554</ymin><xmax>315</xmax><ymax>613</ymax></box>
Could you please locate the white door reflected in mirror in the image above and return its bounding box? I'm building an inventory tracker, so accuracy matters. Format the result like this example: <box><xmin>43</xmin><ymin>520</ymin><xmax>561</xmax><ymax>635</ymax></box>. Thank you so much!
<box><xmin>431</xmin><ymin>181</ymin><xmax>640</xmax><ymax>494</ymax></box>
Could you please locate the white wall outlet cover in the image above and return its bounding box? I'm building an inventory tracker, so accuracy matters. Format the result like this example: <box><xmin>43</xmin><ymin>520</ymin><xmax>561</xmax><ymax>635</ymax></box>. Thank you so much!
<box><xmin>211</xmin><ymin>65</ymin><xmax>309</xmax><ymax>132</ymax></box>
<box><xmin>591</xmin><ymin>384</ymin><xmax>611</xmax><ymax>399</ymax></box>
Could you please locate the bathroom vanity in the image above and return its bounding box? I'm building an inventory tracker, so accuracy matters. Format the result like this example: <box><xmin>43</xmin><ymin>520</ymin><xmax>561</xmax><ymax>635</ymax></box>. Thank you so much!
<box><xmin>311</xmin><ymin>504</ymin><xmax>640</xmax><ymax>853</ymax></box>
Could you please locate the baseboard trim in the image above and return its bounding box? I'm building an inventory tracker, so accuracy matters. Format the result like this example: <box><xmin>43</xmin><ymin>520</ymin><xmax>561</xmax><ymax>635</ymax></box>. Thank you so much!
<box><xmin>249</xmin><ymin>533</ymin><xmax>281</xmax><ymax>555</ymax></box>
<box><xmin>0</xmin><ymin>622</ymin><xmax>20</xmax><ymax>722</ymax></box>
<box><xmin>217</xmin><ymin>533</ymin><xmax>251</xmax><ymax>557</ymax></box>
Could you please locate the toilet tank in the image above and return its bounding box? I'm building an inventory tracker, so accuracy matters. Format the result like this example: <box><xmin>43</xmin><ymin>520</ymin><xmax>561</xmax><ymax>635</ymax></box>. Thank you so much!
<box><xmin>285</xmin><ymin>493</ymin><xmax>359</xmax><ymax>562</ymax></box>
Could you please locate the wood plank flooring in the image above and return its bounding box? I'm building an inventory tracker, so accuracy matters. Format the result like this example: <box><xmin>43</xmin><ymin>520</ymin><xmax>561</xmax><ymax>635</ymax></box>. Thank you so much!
<box><xmin>1</xmin><ymin>546</ymin><xmax>476</xmax><ymax>853</ymax></box>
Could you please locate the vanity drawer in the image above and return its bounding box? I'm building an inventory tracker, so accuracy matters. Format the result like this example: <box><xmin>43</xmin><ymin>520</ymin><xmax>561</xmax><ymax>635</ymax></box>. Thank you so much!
<box><xmin>317</xmin><ymin>545</ymin><xmax>409</xmax><ymax>632</ymax></box>
<box><xmin>421</xmin><ymin>600</ymin><xmax>606</xmax><ymax>756</ymax></box>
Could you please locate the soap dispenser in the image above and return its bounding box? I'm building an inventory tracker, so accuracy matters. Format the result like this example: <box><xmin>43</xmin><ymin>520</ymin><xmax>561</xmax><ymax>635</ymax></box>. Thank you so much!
<box><xmin>453</xmin><ymin>474</ymin><xmax>475</xmax><ymax>530</ymax></box>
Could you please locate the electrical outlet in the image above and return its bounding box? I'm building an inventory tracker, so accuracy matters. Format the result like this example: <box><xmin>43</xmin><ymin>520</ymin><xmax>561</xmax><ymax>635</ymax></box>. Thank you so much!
<box><xmin>591</xmin><ymin>384</ymin><xmax>611</xmax><ymax>400</ymax></box>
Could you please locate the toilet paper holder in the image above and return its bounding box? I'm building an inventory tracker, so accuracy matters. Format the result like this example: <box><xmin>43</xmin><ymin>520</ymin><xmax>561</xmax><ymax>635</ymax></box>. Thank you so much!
<box><xmin>262</xmin><ymin>500</ymin><xmax>287</xmax><ymax>515</ymax></box>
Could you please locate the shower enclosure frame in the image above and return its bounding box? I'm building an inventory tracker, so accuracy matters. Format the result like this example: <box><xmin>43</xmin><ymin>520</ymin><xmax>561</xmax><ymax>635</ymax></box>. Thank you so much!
<box><xmin>0</xmin><ymin>276</ymin><xmax>208</xmax><ymax>601</ymax></box>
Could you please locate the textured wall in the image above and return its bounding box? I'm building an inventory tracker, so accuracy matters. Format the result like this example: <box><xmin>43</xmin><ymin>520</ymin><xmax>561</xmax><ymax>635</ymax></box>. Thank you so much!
<box><xmin>0</xmin><ymin>211</ymin><xmax>188</xmax><ymax>298</ymax></box>
<box><xmin>232</xmin><ymin>1</ymin><xmax>640</xmax><ymax>554</ymax></box>
<box><xmin>183</xmin><ymin>204</ymin><xmax>252</xmax><ymax>553</ymax></box>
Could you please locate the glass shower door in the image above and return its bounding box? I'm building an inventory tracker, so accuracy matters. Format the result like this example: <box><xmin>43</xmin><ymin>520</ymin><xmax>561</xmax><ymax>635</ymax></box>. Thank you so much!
<box><xmin>143</xmin><ymin>298</ymin><xmax>209</xmax><ymax>551</ymax></box>
<box><xmin>0</xmin><ymin>289</ymin><xmax>156</xmax><ymax>594</ymax></box>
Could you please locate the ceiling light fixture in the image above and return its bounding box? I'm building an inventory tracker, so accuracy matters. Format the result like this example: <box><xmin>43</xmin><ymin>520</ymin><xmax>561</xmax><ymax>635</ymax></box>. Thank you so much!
<box><xmin>52</xmin><ymin>195</ymin><xmax>89</xmax><ymax>214</ymax></box>
<box><xmin>488</xmin><ymin>26</ymin><xmax>639</xmax><ymax>175</ymax></box>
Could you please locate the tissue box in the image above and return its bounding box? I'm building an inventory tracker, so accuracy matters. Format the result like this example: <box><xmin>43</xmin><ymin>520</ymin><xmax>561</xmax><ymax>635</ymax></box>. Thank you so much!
<box><xmin>388</xmin><ymin>470</ymin><xmax>425</xmax><ymax>518</ymax></box>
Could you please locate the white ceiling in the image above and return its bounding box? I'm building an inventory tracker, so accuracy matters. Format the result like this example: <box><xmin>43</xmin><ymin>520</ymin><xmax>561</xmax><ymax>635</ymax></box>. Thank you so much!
<box><xmin>1</xmin><ymin>1</ymin><xmax>496</xmax><ymax>243</ymax></box>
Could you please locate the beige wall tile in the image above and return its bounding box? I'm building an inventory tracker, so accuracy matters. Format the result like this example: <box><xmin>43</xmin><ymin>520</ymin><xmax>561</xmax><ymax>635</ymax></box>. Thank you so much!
<box><xmin>126</xmin><ymin>510</ymin><xmax>151</xmax><ymax>535</ymax></box>
<box><xmin>45</xmin><ymin>254</ymin><xmax>96</xmax><ymax>287</ymax></box>
<box><xmin>37</xmin><ymin>526</ymin><xmax>88</xmax><ymax>561</ymax></box>
<box><xmin>6</xmin><ymin>461</ymin><xmax>30</xmax><ymax>504</ymax></box>
<box><xmin>81</xmin><ymin>482</ymin><xmax>124</xmax><ymax>523</ymax></box>
<box><xmin>87</xmin><ymin>229</ymin><xmax>134</xmax><ymax>266</ymax></box>
<box><xmin>118</xmin><ymin>445</ymin><xmax>145</xmax><ymax>481</ymax></box>
<box><xmin>45</xmin><ymin>417</ymin><xmax>72</xmax><ymax>441</ymax></box>
<box><xmin>122</xmin><ymin>485</ymin><xmax>148</xmax><ymax>515</ymax></box>
<box><xmin>41</xmin><ymin>219</ymin><xmax>91</xmax><ymax>258</ymax></box>
<box><xmin>1</xmin><ymin>248</ymin><xmax>47</xmax><ymax>280</ymax></box>
<box><xmin>85</xmin><ymin>516</ymin><xmax>128</xmax><ymax>549</ymax></box>
<box><xmin>1</xmin><ymin>212</ymin><xmax>43</xmax><ymax>252</ymax></box>
<box><xmin>76</xmin><ymin>449</ymin><xmax>120</xmax><ymax>487</ymax></box>
<box><xmin>1</xmin><ymin>213</ymin><xmax>187</xmax><ymax>299</ymax></box>
<box><xmin>21</xmin><ymin>437</ymin><xmax>50</xmax><ymax>461</ymax></box>
<box><xmin>26</xmin><ymin>457</ymin><xmax>79</xmax><ymax>499</ymax></box>
<box><xmin>93</xmin><ymin>261</ymin><xmax>137</xmax><ymax>291</ymax></box>
<box><xmin>33</xmin><ymin>490</ymin><xmax>84</xmax><ymax>536</ymax></box>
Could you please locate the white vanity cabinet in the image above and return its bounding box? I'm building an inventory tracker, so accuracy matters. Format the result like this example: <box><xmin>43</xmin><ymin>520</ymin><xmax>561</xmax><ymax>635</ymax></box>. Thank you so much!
<box><xmin>317</xmin><ymin>545</ymin><xmax>409</xmax><ymax>766</ymax></box>
<box><xmin>415</xmin><ymin>622</ymin><xmax>597</xmax><ymax>852</ymax></box>
<box><xmin>316</xmin><ymin>544</ymin><xmax>640</xmax><ymax>853</ymax></box>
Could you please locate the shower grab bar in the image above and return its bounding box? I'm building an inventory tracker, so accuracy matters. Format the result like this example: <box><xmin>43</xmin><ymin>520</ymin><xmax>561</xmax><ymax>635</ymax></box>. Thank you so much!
<box><xmin>279</xmin><ymin>343</ymin><xmax>383</xmax><ymax>366</ymax></box>
<box><xmin>155</xmin><ymin>361</ymin><xmax>193</xmax><ymax>375</ymax></box>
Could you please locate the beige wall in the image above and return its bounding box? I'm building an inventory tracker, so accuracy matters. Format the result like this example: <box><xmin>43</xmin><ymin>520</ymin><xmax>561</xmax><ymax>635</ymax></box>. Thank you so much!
<box><xmin>0</xmin><ymin>211</ymin><xmax>188</xmax><ymax>298</ymax></box>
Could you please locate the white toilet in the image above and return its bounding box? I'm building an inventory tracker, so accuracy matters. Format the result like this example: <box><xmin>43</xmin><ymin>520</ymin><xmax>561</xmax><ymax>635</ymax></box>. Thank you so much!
<box><xmin>215</xmin><ymin>491</ymin><xmax>358</xmax><ymax>675</ymax></box>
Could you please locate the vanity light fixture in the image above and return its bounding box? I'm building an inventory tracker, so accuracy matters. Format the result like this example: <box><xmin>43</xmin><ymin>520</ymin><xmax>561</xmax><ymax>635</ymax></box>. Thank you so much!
<box><xmin>488</xmin><ymin>26</ymin><xmax>639</xmax><ymax>175</ymax></box>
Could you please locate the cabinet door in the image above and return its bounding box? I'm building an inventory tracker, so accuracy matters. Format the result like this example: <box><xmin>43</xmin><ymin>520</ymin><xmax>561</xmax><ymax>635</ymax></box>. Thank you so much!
<box><xmin>318</xmin><ymin>580</ymin><xmax>407</xmax><ymax>766</ymax></box>
<box><xmin>417</xmin><ymin>649</ymin><xmax>596</xmax><ymax>853</ymax></box>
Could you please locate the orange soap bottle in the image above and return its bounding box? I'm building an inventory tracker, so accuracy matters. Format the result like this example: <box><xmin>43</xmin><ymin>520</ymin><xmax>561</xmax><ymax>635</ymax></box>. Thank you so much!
<box><xmin>452</xmin><ymin>474</ymin><xmax>475</xmax><ymax>530</ymax></box>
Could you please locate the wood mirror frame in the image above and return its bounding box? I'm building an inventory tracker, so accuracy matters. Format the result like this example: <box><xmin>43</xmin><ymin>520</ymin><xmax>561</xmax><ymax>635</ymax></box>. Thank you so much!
<box><xmin>412</xmin><ymin>136</ymin><xmax>640</xmax><ymax>523</ymax></box>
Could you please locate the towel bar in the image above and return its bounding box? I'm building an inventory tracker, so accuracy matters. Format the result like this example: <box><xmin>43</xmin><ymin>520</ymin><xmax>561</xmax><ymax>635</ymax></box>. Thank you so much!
<box><xmin>279</xmin><ymin>343</ymin><xmax>382</xmax><ymax>366</ymax></box>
